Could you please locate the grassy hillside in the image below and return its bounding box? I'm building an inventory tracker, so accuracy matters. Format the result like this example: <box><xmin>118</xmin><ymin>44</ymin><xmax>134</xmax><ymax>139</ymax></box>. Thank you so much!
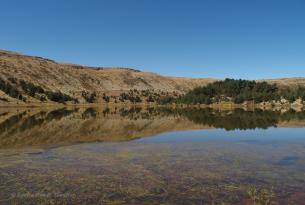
<box><xmin>262</xmin><ymin>78</ymin><xmax>305</xmax><ymax>87</ymax></box>
<box><xmin>0</xmin><ymin>50</ymin><xmax>215</xmax><ymax>105</ymax></box>
<box><xmin>1</xmin><ymin>49</ymin><xmax>305</xmax><ymax>106</ymax></box>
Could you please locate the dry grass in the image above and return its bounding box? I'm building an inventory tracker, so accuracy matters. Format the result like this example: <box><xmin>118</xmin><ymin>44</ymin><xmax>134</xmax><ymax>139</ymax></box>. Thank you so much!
<box><xmin>0</xmin><ymin>50</ymin><xmax>216</xmax><ymax>103</ymax></box>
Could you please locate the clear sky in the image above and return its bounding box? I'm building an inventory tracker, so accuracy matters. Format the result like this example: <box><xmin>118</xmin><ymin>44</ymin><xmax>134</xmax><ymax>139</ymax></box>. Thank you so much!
<box><xmin>0</xmin><ymin>0</ymin><xmax>304</xmax><ymax>79</ymax></box>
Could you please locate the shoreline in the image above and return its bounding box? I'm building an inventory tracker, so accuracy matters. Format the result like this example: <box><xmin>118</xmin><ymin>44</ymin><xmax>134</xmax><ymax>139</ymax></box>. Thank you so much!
<box><xmin>0</xmin><ymin>101</ymin><xmax>304</xmax><ymax>112</ymax></box>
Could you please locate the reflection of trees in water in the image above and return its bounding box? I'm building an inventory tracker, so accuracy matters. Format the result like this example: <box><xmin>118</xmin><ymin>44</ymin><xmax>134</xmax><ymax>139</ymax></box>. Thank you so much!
<box><xmin>119</xmin><ymin>107</ymin><xmax>165</xmax><ymax>120</ymax></box>
<box><xmin>1</xmin><ymin>107</ymin><xmax>305</xmax><ymax>133</ymax></box>
<box><xmin>45</xmin><ymin>108</ymin><xmax>78</xmax><ymax>121</ymax></box>
<box><xmin>106</xmin><ymin>107</ymin><xmax>305</xmax><ymax>129</ymax></box>
<box><xmin>82</xmin><ymin>107</ymin><xmax>97</xmax><ymax>119</ymax></box>
<box><xmin>0</xmin><ymin>112</ymin><xmax>26</xmax><ymax>133</ymax></box>
<box><xmin>119</xmin><ymin>107</ymin><xmax>142</xmax><ymax>120</ymax></box>
<box><xmin>158</xmin><ymin>108</ymin><xmax>305</xmax><ymax>130</ymax></box>
<box><xmin>0</xmin><ymin>108</ymin><xmax>78</xmax><ymax>135</ymax></box>
<box><xmin>0</xmin><ymin>112</ymin><xmax>9</xmax><ymax>117</ymax></box>
<box><xmin>185</xmin><ymin>109</ymin><xmax>278</xmax><ymax>130</ymax></box>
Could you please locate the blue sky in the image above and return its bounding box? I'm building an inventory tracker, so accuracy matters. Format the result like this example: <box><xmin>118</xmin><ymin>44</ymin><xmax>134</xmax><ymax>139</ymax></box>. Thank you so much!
<box><xmin>0</xmin><ymin>0</ymin><xmax>304</xmax><ymax>79</ymax></box>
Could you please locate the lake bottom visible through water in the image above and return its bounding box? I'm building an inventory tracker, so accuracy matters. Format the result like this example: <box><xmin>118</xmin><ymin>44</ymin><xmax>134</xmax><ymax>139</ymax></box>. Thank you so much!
<box><xmin>0</xmin><ymin>107</ymin><xmax>305</xmax><ymax>204</ymax></box>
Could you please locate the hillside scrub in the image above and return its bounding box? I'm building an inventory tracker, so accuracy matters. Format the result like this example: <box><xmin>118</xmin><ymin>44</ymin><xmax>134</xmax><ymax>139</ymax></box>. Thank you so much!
<box><xmin>2</xmin><ymin>76</ymin><xmax>305</xmax><ymax>106</ymax></box>
<box><xmin>82</xmin><ymin>91</ymin><xmax>97</xmax><ymax>103</ymax></box>
<box><xmin>19</xmin><ymin>79</ymin><xmax>45</xmax><ymax>97</ymax></box>
<box><xmin>19</xmin><ymin>79</ymin><xmax>78</xmax><ymax>103</ymax></box>
<box><xmin>0</xmin><ymin>77</ymin><xmax>78</xmax><ymax>104</ymax></box>
<box><xmin>45</xmin><ymin>91</ymin><xmax>78</xmax><ymax>104</ymax></box>
<box><xmin>0</xmin><ymin>78</ymin><xmax>23</xmax><ymax>100</ymax></box>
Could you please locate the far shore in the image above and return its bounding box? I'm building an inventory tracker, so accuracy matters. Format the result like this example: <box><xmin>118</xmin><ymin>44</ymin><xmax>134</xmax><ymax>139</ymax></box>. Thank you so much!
<box><xmin>0</xmin><ymin>101</ymin><xmax>304</xmax><ymax>112</ymax></box>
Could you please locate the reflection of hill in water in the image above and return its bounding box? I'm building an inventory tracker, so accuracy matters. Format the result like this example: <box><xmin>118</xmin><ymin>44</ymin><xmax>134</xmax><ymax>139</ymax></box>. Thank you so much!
<box><xmin>159</xmin><ymin>108</ymin><xmax>305</xmax><ymax>130</ymax></box>
<box><xmin>0</xmin><ymin>107</ymin><xmax>208</xmax><ymax>148</ymax></box>
<box><xmin>1</xmin><ymin>107</ymin><xmax>305</xmax><ymax>148</ymax></box>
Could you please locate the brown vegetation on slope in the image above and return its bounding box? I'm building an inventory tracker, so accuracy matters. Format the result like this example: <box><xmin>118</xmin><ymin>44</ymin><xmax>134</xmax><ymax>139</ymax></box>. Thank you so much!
<box><xmin>0</xmin><ymin>50</ymin><xmax>215</xmax><ymax>104</ymax></box>
<box><xmin>262</xmin><ymin>78</ymin><xmax>305</xmax><ymax>87</ymax></box>
<box><xmin>1</xmin><ymin>49</ymin><xmax>305</xmax><ymax>105</ymax></box>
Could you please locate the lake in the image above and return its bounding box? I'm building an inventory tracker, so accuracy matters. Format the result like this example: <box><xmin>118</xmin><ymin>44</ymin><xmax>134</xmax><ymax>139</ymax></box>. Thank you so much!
<box><xmin>0</xmin><ymin>107</ymin><xmax>305</xmax><ymax>204</ymax></box>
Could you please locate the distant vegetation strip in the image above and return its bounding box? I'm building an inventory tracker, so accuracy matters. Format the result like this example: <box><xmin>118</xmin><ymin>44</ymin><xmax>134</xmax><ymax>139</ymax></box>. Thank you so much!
<box><xmin>1</xmin><ymin>78</ymin><xmax>305</xmax><ymax>105</ymax></box>
<box><xmin>158</xmin><ymin>79</ymin><xmax>305</xmax><ymax>105</ymax></box>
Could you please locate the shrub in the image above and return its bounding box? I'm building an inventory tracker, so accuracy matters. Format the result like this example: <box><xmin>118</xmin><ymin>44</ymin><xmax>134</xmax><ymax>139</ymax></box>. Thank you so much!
<box><xmin>82</xmin><ymin>91</ymin><xmax>97</xmax><ymax>103</ymax></box>
<box><xmin>146</xmin><ymin>95</ymin><xmax>155</xmax><ymax>102</ymax></box>
<box><xmin>0</xmin><ymin>78</ymin><xmax>23</xmax><ymax>100</ymax></box>
<box><xmin>102</xmin><ymin>93</ymin><xmax>110</xmax><ymax>102</ymax></box>
<box><xmin>19</xmin><ymin>80</ymin><xmax>45</xmax><ymax>97</ymax></box>
<box><xmin>46</xmin><ymin>91</ymin><xmax>78</xmax><ymax>103</ymax></box>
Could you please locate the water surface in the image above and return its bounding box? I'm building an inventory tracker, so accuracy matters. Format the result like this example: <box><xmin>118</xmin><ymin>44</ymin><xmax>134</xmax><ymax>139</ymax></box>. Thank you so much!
<box><xmin>0</xmin><ymin>107</ymin><xmax>305</xmax><ymax>204</ymax></box>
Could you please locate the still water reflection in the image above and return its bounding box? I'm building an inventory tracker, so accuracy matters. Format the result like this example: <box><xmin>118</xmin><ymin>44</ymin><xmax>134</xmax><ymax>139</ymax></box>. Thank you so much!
<box><xmin>0</xmin><ymin>107</ymin><xmax>305</xmax><ymax>204</ymax></box>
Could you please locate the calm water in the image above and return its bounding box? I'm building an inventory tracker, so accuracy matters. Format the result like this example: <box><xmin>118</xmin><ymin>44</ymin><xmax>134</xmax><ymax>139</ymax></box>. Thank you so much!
<box><xmin>0</xmin><ymin>107</ymin><xmax>305</xmax><ymax>204</ymax></box>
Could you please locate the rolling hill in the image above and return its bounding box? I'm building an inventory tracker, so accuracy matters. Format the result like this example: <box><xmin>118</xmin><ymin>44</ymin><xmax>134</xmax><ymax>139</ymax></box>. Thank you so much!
<box><xmin>0</xmin><ymin>50</ymin><xmax>215</xmax><ymax>105</ymax></box>
<box><xmin>0</xmin><ymin>49</ymin><xmax>304</xmax><ymax>105</ymax></box>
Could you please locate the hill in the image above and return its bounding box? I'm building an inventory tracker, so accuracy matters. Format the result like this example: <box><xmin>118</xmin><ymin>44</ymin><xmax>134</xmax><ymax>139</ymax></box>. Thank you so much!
<box><xmin>262</xmin><ymin>78</ymin><xmax>305</xmax><ymax>87</ymax></box>
<box><xmin>1</xmin><ymin>49</ymin><xmax>305</xmax><ymax>105</ymax></box>
<box><xmin>0</xmin><ymin>50</ymin><xmax>215</xmax><ymax>105</ymax></box>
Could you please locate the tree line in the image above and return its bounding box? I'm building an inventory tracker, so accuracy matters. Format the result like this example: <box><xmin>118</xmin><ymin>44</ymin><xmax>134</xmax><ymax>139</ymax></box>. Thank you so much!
<box><xmin>158</xmin><ymin>79</ymin><xmax>305</xmax><ymax>105</ymax></box>
<box><xmin>2</xmin><ymin>77</ymin><xmax>305</xmax><ymax>105</ymax></box>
